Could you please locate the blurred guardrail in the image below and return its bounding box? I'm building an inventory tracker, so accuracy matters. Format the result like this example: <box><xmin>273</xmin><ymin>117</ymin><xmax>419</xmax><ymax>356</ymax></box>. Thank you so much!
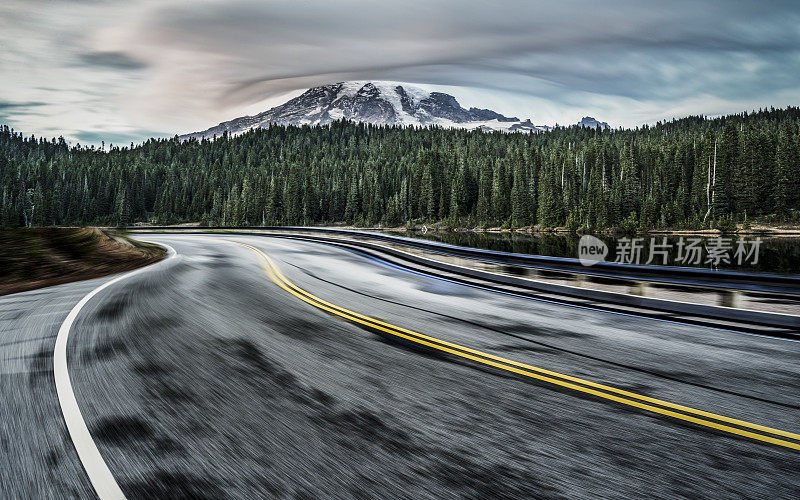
<box><xmin>127</xmin><ymin>226</ymin><xmax>800</xmax><ymax>330</ymax></box>
<box><xmin>130</xmin><ymin>226</ymin><xmax>800</xmax><ymax>292</ymax></box>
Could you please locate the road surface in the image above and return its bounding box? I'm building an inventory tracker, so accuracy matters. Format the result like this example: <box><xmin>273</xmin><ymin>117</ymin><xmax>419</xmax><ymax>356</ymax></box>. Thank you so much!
<box><xmin>2</xmin><ymin>233</ymin><xmax>799</xmax><ymax>498</ymax></box>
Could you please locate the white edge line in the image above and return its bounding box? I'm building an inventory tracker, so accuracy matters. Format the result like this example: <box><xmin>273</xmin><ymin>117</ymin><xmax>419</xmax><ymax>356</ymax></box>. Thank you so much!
<box><xmin>54</xmin><ymin>244</ymin><xmax>177</xmax><ymax>500</ymax></box>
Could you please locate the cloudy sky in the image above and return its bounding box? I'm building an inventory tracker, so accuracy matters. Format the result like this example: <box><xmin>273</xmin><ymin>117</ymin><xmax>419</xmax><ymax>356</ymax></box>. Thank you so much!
<box><xmin>1</xmin><ymin>0</ymin><xmax>799</xmax><ymax>145</ymax></box>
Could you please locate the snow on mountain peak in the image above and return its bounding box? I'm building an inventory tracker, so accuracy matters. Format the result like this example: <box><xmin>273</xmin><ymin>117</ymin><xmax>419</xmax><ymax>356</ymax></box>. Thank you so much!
<box><xmin>179</xmin><ymin>81</ymin><xmax>558</xmax><ymax>140</ymax></box>
<box><xmin>577</xmin><ymin>116</ymin><xmax>611</xmax><ymax>130</ymax></box>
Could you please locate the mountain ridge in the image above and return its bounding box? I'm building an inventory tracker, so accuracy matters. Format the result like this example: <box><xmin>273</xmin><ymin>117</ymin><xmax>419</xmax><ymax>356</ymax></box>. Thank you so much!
<box><xmin>577</xmin><ymin>116</ymin><xmax>611</xmax><ymax>130</ymax></box>
<box><xmin>179</xmin><ymin>81</ymin><xmax>558</xmax><ymax>140</ymax></box>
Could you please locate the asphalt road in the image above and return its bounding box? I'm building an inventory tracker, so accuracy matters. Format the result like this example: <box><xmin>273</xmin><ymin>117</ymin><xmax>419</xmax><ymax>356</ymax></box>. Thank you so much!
<box><xmin>2</xmin><ymin>233</ymin><xmax>800</xmax><ymax>498</ymax></box>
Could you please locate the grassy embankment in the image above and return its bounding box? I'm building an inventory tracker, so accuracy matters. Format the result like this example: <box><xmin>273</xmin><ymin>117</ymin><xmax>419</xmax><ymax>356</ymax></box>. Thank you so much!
<box><xmin>0</xmin><ymin>228</ymin><xmax>165</xmax><ymax>296</ymax></box>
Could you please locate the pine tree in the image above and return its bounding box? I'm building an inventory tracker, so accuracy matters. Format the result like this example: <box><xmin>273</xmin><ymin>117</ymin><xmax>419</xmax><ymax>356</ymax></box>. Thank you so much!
<box><xmin>210</xmin><ymin>189</ymin><xmax>222</xmax><ymax>226</ymax></box>
<box><xmin>240</xmin><ymin>178</ymin><xmax>253</xmax><ymax>225</ymax></box>
<box><xmin>114</xmin><ymin>185</ymin><xmax>131</xmax><ymax>226</ymax></box>
<box><xmin>510</xmin><ymin>161</ymin><xmax>529</xmax><ymax>227</ymax></box>
<box><xmin>491</xmin><ymin>160</ymin><xmax>510</xmax><ymax>222</ymax></box>
<box><xmin>449</xmin><ymin>165</ymin><xmax>467</xmax><ymax>221</ymax></box>
<box><xmin>344</xmin><ymin>177</ymin><xmax>360</xmax><ymax>223</ymax></box>
<box><xmin>775</xmin><ymin>121</ymin><xmax>799</xmax><ymax>215</ymax></box>
<box><xmin>537</xmin><ymin>162</ymin><xmax>563</xmax><ymax>227</ymax></box>
<box><xmin>476</xmin><ymin>159</ymin><xmax>492</xmax><ymax>224</ymax></box>
<box><xmin>421</xmin><ymin>162</ymin><xmax>436</xmax><ymax>221</ymax></box>
<box><xmin>717</xmin><ymin>122</ymin><xmax>739</xmax><ymax>216</ymax></box>
<box><xmin>618</xmin><ymin>144</ymin><xmax>640</xmax><ymax>219</ymax></box>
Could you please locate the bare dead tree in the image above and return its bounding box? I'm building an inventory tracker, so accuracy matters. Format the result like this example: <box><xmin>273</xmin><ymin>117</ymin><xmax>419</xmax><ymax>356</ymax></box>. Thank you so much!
<box><xmin>703</xmin><ymin>139</ymin><xmax>717</xmax><ymax>222</ymax></box>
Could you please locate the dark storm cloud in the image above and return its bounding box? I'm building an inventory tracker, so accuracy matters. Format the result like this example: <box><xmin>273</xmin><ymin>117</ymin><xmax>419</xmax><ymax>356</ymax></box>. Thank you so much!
<box><xmin>133</xmin><ymin>0</ymin><xmax>800</xmax><ymax>107</ymax></box>
<box><xmin>2</xmin><ymin>0</ymin><xmax>800</xmax><ymax>143</ymax></box>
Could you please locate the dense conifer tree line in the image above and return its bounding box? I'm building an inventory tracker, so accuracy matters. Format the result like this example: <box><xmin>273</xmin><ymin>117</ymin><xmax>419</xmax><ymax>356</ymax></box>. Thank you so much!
<box><xmin>2</xmin><ymin>107</ymin><xmax>799</xmax><ymax>230</ymax></box>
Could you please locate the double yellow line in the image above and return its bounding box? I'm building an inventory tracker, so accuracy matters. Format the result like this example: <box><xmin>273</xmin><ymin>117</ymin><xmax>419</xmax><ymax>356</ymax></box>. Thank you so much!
<box><xmin>236</xmin><ymin>241</ymin><xmax>800</xmax><ymax>451</ymax></box>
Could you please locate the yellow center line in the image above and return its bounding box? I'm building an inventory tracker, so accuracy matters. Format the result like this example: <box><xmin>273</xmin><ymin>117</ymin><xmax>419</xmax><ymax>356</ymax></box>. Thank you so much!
<box><xmin>233</xmin><ymin>240</ymin><xmax>800</xmax><ymax>451</ymax></box>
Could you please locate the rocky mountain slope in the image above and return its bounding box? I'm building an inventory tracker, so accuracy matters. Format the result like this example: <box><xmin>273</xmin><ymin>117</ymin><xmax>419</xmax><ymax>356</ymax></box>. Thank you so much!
<box><xmin>180</xmin><ymin>81</ymin><xmax>555</xmax><ymax>139</ymax></box>
<box><xmin>577</xmin><ymin>116</ymin><xmax>611</xmax><ymax>130</ymax></box>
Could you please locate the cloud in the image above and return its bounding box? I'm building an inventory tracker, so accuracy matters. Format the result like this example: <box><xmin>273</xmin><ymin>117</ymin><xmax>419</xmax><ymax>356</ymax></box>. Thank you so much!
<box><xmin>74</xmin><ymin>129</ymin><xmax>168</xmax><ymax>146</ymax></box>
<box><xmin>0</xmin><ymin>101</ymin><xmax>46</xmax><ymax>110</ymax></box>
<box><xmin>1</xmin><ymin>0</ymin><xmax>799</xmax><ymax>143</ymax></box>
<box><xmin>79</xmin><ymin>51</ymin><xmax>147</xmax><ymax>70</ymax></box>
<box><xmin>0</xmin><ymin>101</ymin><xmax>47</xmax><ymax>125</ymax></box>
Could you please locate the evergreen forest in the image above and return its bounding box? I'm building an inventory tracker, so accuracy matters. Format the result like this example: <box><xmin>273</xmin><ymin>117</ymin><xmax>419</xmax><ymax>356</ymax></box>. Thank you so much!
<box><xmin>2</xmin><ymin>107</ymin><xmax>799</xmax><ymax>231</ymax></box>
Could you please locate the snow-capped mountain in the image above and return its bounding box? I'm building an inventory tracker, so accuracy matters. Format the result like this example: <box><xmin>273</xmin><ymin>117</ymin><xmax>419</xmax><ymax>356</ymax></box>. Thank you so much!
<box><xmin>577</xmin><ymin>116</ymin><xmax>611</xmax><ymax>130</ymax></box>
<box><xmin>180</xmin><ymin>81</ymin><xmax>552</xmax><ymax>140</ymax></box>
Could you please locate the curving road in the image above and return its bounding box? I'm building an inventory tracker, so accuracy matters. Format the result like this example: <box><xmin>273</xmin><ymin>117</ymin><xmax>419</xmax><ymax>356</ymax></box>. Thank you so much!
<box><xmin>2</xmin><ymin>232</ymin><xmax>800</xmax><ymax>498</ymax></box>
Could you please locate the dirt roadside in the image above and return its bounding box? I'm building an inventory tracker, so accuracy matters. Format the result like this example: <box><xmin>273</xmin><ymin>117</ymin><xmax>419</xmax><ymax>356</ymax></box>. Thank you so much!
<box><xmin>0</xmin><ymin>228</ymin><xmax>166</xmax><ymax>296</ymax></box>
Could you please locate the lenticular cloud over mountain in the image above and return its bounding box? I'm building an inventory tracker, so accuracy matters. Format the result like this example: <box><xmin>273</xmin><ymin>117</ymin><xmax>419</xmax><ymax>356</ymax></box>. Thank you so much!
<box><xmin>2</xmin><ymin>0</ymin><xmax>800</xmax><ymax>144</ymax></box>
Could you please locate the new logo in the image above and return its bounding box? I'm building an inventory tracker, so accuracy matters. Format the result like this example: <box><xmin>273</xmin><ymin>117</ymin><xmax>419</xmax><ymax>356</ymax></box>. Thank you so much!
<box><xmin>578</xmin><ymin>235</ymin><xmax>608</xmax><ymax>266</ymax></box>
